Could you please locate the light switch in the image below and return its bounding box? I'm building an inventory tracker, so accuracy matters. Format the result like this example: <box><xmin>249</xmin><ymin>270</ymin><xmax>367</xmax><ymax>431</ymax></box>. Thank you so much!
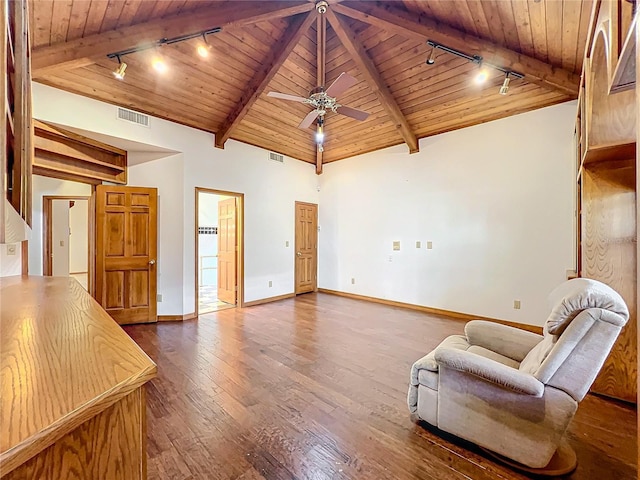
<box><xmin>416</xmin><ymin>241</ymin><xmax>421</xmax><ymax>249</ymax></box>
<box><xmin>285</xmin><ymin>241</ymin><xmax>289</xmax><ymax>247</ymax></box>
<box><xmin>426</xmin><ymin>241</ymin><xmax>433</xmax><ymax>250</ymax></box>
<box><xmin>514</xmin><ymin>300</ymin><xmax>521</xmax><ymax>310</ymax></box>
<box><xmin>393</xmin><ymin>241</ymin><xmax>400</xmax><ymax>251</ymax></box>
<box><xmin>59</xmin><ymin>240</ymin><xmax>65</xmax><ymax>247</ymax></box>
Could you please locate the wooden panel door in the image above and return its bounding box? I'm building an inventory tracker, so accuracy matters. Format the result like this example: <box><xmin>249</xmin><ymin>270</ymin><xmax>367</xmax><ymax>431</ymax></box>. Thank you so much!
<box><xmin>295</xmin><ymin>202</ymin><xmax>317</xmax><ymax>294</ymax></box>
<box><xmin>217</xmin><ymin>198</ymin><xmax>237</xmax><ymax>305</ymax></box>
<box><xmin>96</xmin><ymin>185</ymin><xmax>158</xmax><ymax>325</ymax></box>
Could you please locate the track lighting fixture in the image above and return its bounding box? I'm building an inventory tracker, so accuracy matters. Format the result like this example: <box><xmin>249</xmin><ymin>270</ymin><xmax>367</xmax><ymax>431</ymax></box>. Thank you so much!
<box><xmin>425</xmin><ymin>40</ymin><xmax>524</xmax><ymax>93</ymax></box>
<box><xmin>426</xmin><ymin>45</ymin><xmax>436</xmax><ymax>65</ymax></box>
<box><xmin>152</xmin><ymin>57</ymin><xmax>167</xmax><ymax>73</ymax></box>
<box><xmin>474</xmin><ymin>66</ymin><xmax>490</xmax><ymax>84</ymax></box>
<box><xmin>112</xmin><ymin>55</ymin><xmax>127</xmax><ymax>80</ymax></box>
<box><xmin>106</xmin><ymin>26</ymin><xmax>222</xmax><ymax>78</ymax></box>
<box><xmin>499</xmin><ymin>73</ymin><xmax>511</xmax><ymax>95</ymax></box>
<box><xmin>197</xmin><ymin>33</ymin><xmax>212</xmax><ymax>58</ymax></box>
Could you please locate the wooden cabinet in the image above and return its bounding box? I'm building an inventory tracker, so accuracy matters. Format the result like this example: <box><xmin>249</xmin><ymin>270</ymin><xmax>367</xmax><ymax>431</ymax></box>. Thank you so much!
<box><xmin>0</xmin><ymin>276</ymin><xmax>156</xmax><ymax>479</ymax></box>
<box><xmin>575</xmin><ymin>0</ymin><xmax>637</xmax><ymax>403</ymax></box>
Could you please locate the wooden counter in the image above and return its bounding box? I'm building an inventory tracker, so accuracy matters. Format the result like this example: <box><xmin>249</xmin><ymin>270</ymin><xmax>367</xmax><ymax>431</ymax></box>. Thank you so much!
<box><xmin>0</xmin><ymin>276</ymin><xmax>157</xmax><ymax>479</ymax></box>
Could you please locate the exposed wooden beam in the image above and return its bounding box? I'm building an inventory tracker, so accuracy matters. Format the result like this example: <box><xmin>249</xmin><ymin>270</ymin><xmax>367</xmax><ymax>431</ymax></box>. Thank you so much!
<box><xmin>325</xmin><ymin>9</ymin><xmax>419</xmax><ymax>154</ymax></box>
<box><xmin>333</xmin><ymin>2</ymin><xmax>579</xmax><ymax>97</ymax></box>
<box><xmin>32</xmin><ymin>1</ymin><xmax>314</xmax><ymax>76</ymax></box>
<box><xmin>316</xmin><ymin>149</ymin><xmax>323</xmax><ymax>174</ymax></box>
<box><xmin>317</xmin><ymin>13</ymin><xmax>327</xmax><ymax>87</ymax></box>
<box><xmin>214</xmin><ymin>11</ymin><xmax>316</xmax><ymax>149</ymax></box>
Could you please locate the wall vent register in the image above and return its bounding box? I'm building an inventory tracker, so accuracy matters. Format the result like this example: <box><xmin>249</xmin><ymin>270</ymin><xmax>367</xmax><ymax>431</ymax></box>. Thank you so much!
<box><xmin>269</xmin><ymin>152</ymin><xmax>284</xmax><ymax>163</ymax></box>
<box><xmin>198</xmin><ymin>226</ymin><xmax>217</xmax><ymax>235</ymax></box>
<box><xmin>117</xmin><ymin>108</ymin><xmax>150</xmax><ymax>127</ymax></box>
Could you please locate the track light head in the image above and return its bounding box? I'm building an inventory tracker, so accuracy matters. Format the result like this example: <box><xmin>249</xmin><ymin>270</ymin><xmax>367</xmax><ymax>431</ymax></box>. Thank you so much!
<box><xmin>499</xmin><ymin>73</ymin><xmax>511</xmax><ymax>95</ymax></box>
<box><xmin>474</xmin><ymin>68</ymin><xmax>490</xmax><ymax>84</ymax></box>
<box><xmin>152</xmin><ymin>57</ymin><xmax>167</xmax><ymax>73</ymax></box>
<box><xmin>426</xmin><ymin>46</ymin><xmax>436</xmax><ymax>65</ymax></box>
<box><xmin>112</xmin><ymin>57</ymin><xmax>127</xmax><ymax>80</ymax></box>
<box><xmin>197</xmin><ymin>33</ymin><xmax>212</xmax><ymax>58</ymax></box>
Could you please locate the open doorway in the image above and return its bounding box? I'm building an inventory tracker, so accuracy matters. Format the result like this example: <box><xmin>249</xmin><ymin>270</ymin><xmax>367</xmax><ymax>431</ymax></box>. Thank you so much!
<box><xmin>43</xmin><ymin>195</ymin><xmax>91</xmax><ymax>291</ymax></box>
<box><xmin>195</xmin><ymin>188</ymin><xmax>244</xmax><ymax>315</ymax></box>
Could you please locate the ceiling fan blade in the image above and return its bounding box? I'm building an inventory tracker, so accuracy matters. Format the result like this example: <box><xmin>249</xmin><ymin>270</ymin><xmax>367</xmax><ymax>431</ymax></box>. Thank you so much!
<box><xmin>325</xmin><ymin>72</ymin><xmax>358</xmax><ymax>98</ymax></box>
<box><xmin>336</xmin><ymin>105</ymin><xmax>370</xmax><ymax>122</ymax></box>
<box><xmin>299</xmin><ymin>110</ymin><xmax>320</xmax><ymax>129</ymax></box>
<box><xmin>267</xmin><ymin>91</ymin><xmax>308</xmax><ymax>103</ymax></box>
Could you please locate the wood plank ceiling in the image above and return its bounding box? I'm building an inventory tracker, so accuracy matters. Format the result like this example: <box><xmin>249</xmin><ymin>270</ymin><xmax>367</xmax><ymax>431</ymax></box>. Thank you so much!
<box><xmin>29</xmin><ymin>0</ymin><xmax>592</xmax><ymax>169</ymax></box>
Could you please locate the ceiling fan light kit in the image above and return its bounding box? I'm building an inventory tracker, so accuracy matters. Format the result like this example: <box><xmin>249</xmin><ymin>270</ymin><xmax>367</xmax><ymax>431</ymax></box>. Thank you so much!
<box><xmin>425</xmin><ymin>40</ymin><xmax>524</xmax><ymax>94</ymax></box>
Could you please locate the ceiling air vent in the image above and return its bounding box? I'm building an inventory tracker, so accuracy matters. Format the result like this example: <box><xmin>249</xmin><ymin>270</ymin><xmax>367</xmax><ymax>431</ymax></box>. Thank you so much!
<box><xmin>268</xmin><ymin>152</ymin><xmax>284</xmax><ymax>163</ymax></box>
<box><xmin>117</xmin><ymin>107</ymin><xmax>150</xmax><ymax>127</ymax></box>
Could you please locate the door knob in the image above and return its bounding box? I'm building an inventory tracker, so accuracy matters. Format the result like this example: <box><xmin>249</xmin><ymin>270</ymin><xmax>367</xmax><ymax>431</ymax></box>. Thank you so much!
<box><xmin>149</xmin><ymin>259</ymin><xmax>156</xmax><ymax>265</ymax></box>
<box><xmin>296</xmin><ymin>252</ymin><xmax>302</xmax><ymax>257</ymax></box>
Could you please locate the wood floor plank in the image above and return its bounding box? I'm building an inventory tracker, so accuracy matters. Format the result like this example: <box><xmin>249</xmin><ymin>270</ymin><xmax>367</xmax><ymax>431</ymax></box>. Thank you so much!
<box><xmin>124</xmin><ymin>293</ymin><xmax>637</xmax><ymax>480</ymax></box>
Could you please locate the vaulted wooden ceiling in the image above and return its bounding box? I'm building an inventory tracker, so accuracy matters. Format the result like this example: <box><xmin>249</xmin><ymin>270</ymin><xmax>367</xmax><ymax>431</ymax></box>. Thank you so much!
<box><xmin>30</xmin><ymin>0</ymin><xmax>591</xmax><ymax>171</ymax></box>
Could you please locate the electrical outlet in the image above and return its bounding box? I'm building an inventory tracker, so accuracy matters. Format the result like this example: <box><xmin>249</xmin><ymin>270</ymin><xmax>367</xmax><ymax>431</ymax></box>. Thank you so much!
<box><xmin>6</xmin><ymin>244</ymin><xmax>16</xmax><ymax>256</ymax></box>
<box><xmin>351</xmin><ymin>278</ymin><xmax>355</xmax><ymax>285</ymax></box>
<box><xmin>157</xmin><ymin>294</ymin><xmax>163</xmax><ymax>302</ymax></box>
<box><xmin>416</xmin><ymin>241</ymin><xmax>421</xmax><ymax>248</ymax></box>
<box><xmin>388</xmin><ymin>255</ymin><xmax>393</xmax><ymax>262</ymax></box>
<box><xmin>426</xmin><ymin>241</ymin><xmax>433</xmax><ymax>249</ymax></box>
<box><xmin>285</xmin><ymin>241</ymin><xmax>289</xmax><ymax>247</ymax></box>
<box><xmin>393</xmin><ymin>241</ymin><xmax>400</xmax><ymax>251</ymax></box>
<box><xmin>268</xmin><ymin>280</ymin><xmax>273</xmax><ymax>288</ymax></box>
<box><xmin>514</xmin><ymin>300</ymin><xmax>521</xmax><ymax>310</ymax></box>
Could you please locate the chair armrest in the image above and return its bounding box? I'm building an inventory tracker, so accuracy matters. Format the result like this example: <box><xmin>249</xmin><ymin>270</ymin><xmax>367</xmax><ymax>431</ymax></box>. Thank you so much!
<box><xmin>434</xmin><ymin>347</ymin><xmax>544</xmax><ymax>397</ymax></box>
<box><xmin>465</xmin><ymin>320</ymin><xmax>543</xmax><ymax>362</ymax></box>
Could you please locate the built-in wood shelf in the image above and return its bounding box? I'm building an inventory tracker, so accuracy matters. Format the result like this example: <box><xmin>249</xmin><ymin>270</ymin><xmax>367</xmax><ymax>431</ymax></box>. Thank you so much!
<box><xmin>33</xmin><ymin>120</ymin><xmax>128</xmax><ymax>185</ymax></box>
<box><xmin>611</xmin><ymin>13</ymin><xmax>637</xmax><ymax>93</ymax></box>
<box><xmin>581</xmin><ymin>141</ymin><xmax>636</xmax><ymax>166</ymax></box>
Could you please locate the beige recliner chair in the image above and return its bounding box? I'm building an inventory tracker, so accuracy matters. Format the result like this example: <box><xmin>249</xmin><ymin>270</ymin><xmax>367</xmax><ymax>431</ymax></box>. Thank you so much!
<box><xmin>407</xmin><ymin>278</ymin><xmax>629</xmax><ymax>475</ymax></box>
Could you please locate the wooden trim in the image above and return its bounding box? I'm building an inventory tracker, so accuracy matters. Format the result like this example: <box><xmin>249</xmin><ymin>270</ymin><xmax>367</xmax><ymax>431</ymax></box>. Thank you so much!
<box><xmin>21</xmin><ymin>240</ymin><xmax>28</xmax><ymax>275</ymax></box>
<box><xmin>243</xmin><ymin>293</ymin><xmax>295</xmax><ymax>308</ymax></box>
<box><xmin>325</xmin><ymin>8</ymin><xmax>419</xmax><ymax>154</ymax></box>
<box><xmin>157</xmin><ymin>312</ymin><xmax>198</xmax><ymax>322</ymax></box>
<box><xmin>332</xmin><ymin>3</ymin><xmax>580</xmax><ymax>96</ymax></box>
<box><xmin>317</xmin><ymin>288</ymin><xmax>543</xmax><ymax>334</ymax></box>
<box><xmin>194</xmin><ymin>187</ymin><xmax>245</xmax><ymax>316</ymax></box>
<box><xmin>214</xmin><ymin>11</ymin><xmax>316</xmax><ymax>148</ymax></box>
<box><xmin>42</xmin><ymin>196</ymin><xmax>91</xmax><ymax>277</ymax></box>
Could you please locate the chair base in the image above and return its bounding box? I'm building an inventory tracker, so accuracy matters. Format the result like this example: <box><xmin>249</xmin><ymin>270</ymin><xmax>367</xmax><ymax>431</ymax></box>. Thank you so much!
<box><xmin>481</xmin><ymin>440</ymin><xmax>577</xmax><ymax>477</ymax></box>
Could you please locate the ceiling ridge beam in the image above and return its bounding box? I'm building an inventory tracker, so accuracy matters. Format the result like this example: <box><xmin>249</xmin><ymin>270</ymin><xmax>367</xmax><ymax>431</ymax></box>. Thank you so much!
<box><xmin>32</xmin><ymin>1</ymin><xmax>315</xmax><ymax>76</ymax></box>
<box><xmin>214</xmin><ymin>11</ymin><xmax>317</xmax><ymax>149</ymax></box>
<box><xmin>325</xmin><ymin>8</ymin><xmax>419</xmax><ymax>154</ymax></box>
<box><xmin>332</xmin><ymin>3</ymin><xmax>579</xmax><ymax>97</ymax></box>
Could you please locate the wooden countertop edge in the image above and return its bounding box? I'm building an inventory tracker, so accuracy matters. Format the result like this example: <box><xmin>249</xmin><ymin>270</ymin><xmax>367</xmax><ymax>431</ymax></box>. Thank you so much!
<box><xmin>0</xmin><ymin>363</ymin><xmax>157</xmax><ymax>475</ymax></box>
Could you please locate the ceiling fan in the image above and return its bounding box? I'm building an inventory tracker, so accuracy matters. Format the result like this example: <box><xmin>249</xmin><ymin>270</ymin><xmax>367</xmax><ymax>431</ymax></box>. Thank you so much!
<box><xmin>266</xmin><ymin>2</ymin><xmax>369</xmax><ymax>152</ymax></box>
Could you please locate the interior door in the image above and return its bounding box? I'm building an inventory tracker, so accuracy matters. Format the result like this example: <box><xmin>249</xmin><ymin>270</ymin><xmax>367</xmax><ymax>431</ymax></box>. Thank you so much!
<box><xmin>217</xmin><ymin>197</ymin><xmax>237</xmax><ymax>304</ymax></box>
<box><xmin>95</xmin><ymin>185</ymin><xmax>158</xmax><ymax>325</ymax></box>
<box><xmin>295</xmin><ymin>202</ymin><xmax>317</xmax><ymax>294</ymax></box>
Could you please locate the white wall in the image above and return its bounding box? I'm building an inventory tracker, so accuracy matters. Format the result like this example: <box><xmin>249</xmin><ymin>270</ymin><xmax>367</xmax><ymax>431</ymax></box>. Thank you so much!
<box><xmin>51</xmin><ymin>200</ymin><xmax>70</xmax><ymax>276</ymax></box>
<box><xmin>34</xmin><ymin>84</ymin><xmax>319</xmax><ymax>315</ymax></box>
<box><xmin>319</xmin><ymin>102</ymin><xmax>576</xmax><ymax>327</ymax></box>
<box><xmin>69</xmin><ymin>199</ymin><xmax>88</xmax><ymax>273</ymax></box>
<box><xmin>0</xmin><ymin>244</ymin><xmax>22</xmax><ymax>277</ymax></box>
<box><xmin>29</xmin><ymin>175</ymin><xmax>92</xmax><ymax>276</ymax></box>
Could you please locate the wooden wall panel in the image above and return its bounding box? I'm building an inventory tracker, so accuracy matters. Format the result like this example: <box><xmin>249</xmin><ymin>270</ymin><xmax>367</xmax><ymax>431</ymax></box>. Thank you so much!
<box><xmin>582</xmin><ymin>160</ymin><xmax>637</xmax><ymax>403</ymax></box>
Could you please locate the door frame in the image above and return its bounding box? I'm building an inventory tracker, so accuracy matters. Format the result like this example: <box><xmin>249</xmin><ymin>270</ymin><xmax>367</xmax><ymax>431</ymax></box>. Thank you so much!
<box><xmin>294</xmin><ymin>201</ymin><xmax>318</xmax><ymax>295</ymax></box>
<box><xmin>194</xmin><ymin>187</ymin><xmax>245</xmax><ymax>315</ymax></box>
<box><xmin>43</xmin><ymin>195</ymin><xmax>92</xmax><ymax>287</ymax></box>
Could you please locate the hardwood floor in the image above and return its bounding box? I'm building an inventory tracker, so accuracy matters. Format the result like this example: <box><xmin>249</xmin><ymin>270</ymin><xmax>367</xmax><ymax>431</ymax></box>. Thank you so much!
<box><xmin>123</xmin><ymin>293</ymin><xmax>637</xmax><ymax>480</ymax></box>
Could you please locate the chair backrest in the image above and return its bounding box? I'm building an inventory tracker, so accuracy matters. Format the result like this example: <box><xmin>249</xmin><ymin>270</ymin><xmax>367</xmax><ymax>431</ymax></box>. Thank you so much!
<box><xmin>519</xmin><ymin>278</ymin><xmax>629</xmax><ymax>401</ymax></box>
